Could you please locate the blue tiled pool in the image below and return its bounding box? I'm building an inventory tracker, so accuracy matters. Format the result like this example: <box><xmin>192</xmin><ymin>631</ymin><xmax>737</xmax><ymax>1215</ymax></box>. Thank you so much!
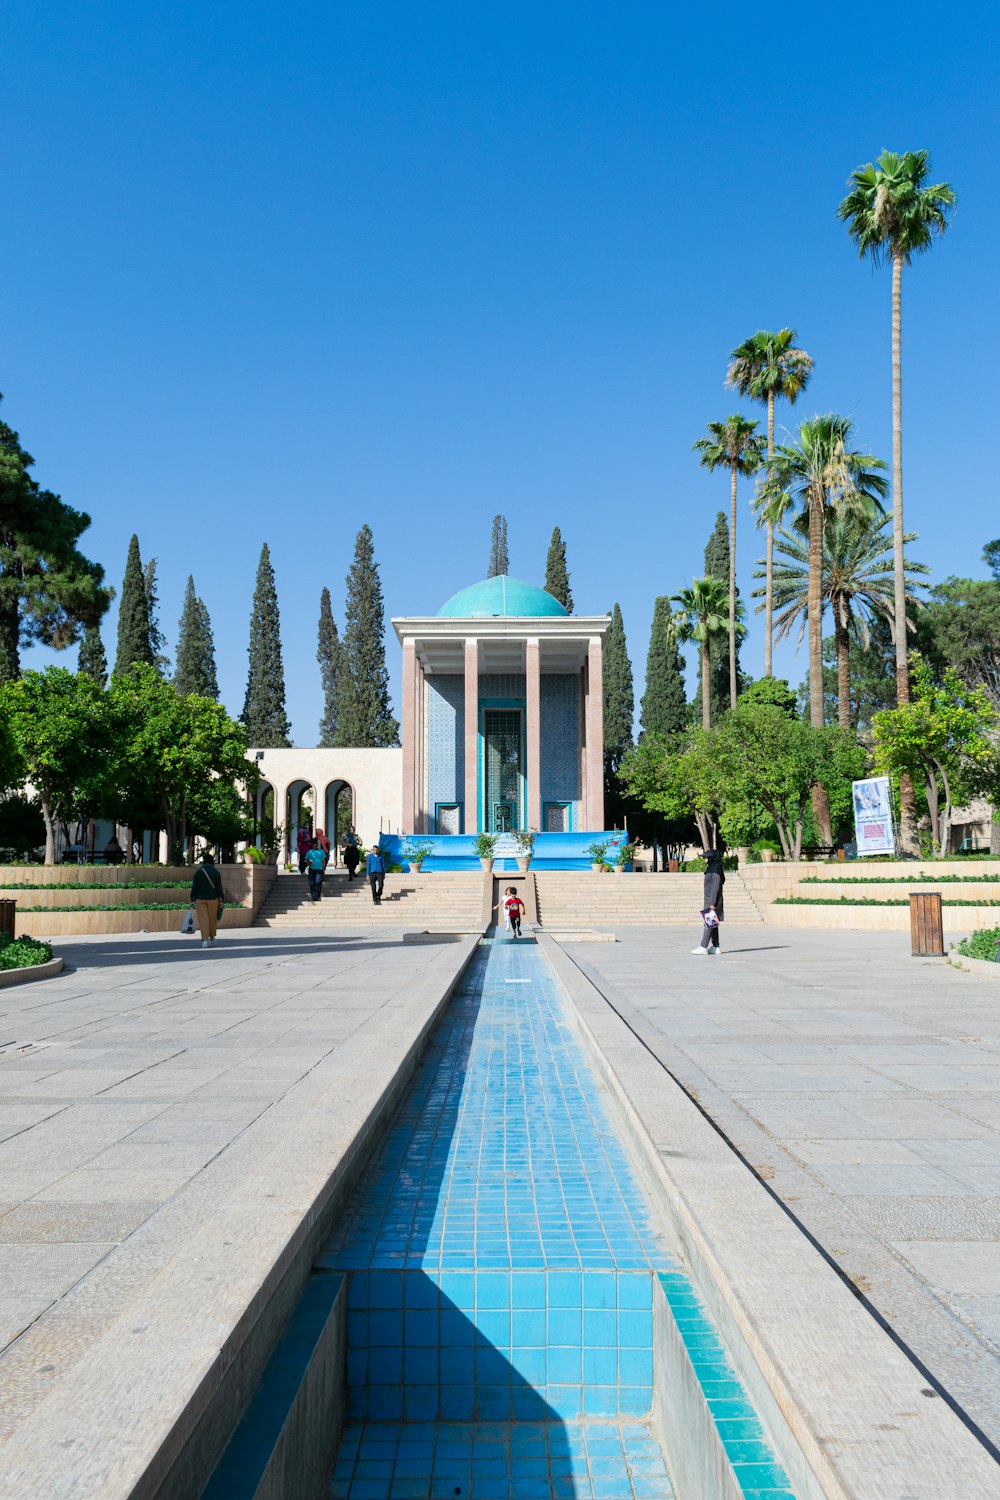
<box><xmin>319</xmin><ymin>942</ymin><xmax>794</xmax><ymax>1499</ymax></box>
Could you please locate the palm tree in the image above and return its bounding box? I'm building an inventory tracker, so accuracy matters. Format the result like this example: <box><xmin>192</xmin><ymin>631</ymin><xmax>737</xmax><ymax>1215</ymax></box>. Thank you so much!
<box><xmin>837</xmin><ymin>151</ymin><xmax>954</xmax><ymax>709</ymax></box>
<box><xmin>727</xmin><ymin>329</ymin><xmax>813</xmax><ymax>677</ymax></box>
<box><xmin>760</xmin><ymin>416</ymin><xmax>888</xmax><ymax>728</ymax></box>
<box><xmin>671</xmin><ymin>576</ymin><xmax>736</xmax><ymax>730</ymax></box>
<box><xmin>752</xmin><ymin>511</ymin><xmax>929</xmax><ymax>728</ymax></box>
<box><xmin>693</xmin><ymin>417</ymin><xmax>765</xmax><ymax>710</ymax></box>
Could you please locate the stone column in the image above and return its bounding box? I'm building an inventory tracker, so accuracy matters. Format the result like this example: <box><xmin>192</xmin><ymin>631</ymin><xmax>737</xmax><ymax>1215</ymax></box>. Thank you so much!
<box><xmin>401</xmin><ymin>638</ymin><xmax>417</xmax><ymax>833</ymax></box>
<box><xmin>526</xmin><ymin>637</ymin><xmax>541</xmax><ymax>832</ymax></box>
<box><xmin>415</xmin><ymin>658</ymin><xmax>425</xmax><ymax>834</ymax></box>
<box><xmin>585</xmin><ymin>638</ymin><xmax>605</xmax><ymax>830</ymax></box>
<box><xmin>464</xmin><ymin>637</ymin><xmax>479</xmax><ymax>833</ymax></box>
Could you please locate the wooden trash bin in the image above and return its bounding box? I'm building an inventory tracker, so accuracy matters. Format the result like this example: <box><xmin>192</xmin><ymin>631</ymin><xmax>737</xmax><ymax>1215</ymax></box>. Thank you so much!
<box><xmin>667</xmin><ymin>858</ymin><xmax>679</xmax><ymax>873</ymax></box>
<box><xmin>0</xmin><ymin>900</ymin><xmax>15</xmax><ymax>938</ymax></box>
<box><xmin>910</xmin><ymin>892</ymin><xmax>944</xmax><ymax>957</ymax></box>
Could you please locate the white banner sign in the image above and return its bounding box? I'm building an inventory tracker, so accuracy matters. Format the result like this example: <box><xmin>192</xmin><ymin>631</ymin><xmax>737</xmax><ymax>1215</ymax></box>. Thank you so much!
<box><xmin>852</xmin><ymin>776</ymin><xmax>895</xmax><ymax>857</ymax></box>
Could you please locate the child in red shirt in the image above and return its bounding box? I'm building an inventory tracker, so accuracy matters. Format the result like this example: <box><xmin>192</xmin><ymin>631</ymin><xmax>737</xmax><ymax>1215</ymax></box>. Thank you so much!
<box><xmin>503</xmin><ymin>886</ymin><xmax>525</xmax><ymax>938</ymax></box>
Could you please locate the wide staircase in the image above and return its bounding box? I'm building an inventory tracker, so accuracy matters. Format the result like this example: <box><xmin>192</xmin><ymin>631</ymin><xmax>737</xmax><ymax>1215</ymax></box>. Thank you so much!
<box><xmin>534</xmin><ymin>869</ymin><xmax>763</xmax><ymax>928</ymax></box>
<box><xmin>253</xmin><ymin>869</ymin><xmax>484</xmax><ymax>930</ymax></box>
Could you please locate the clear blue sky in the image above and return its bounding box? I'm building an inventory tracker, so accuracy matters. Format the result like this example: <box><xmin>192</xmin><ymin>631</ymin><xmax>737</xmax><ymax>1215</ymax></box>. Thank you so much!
<box><xmin>5</xmin><ymin>0</ymin><xmax>996</xmax><ymax>741</ymax></box>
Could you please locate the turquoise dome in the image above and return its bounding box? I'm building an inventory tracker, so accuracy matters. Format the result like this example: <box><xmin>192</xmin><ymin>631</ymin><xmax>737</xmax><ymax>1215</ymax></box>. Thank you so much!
<box><xmin>437</xmin><ymin>575</ymin><xmax>569</xmax><ymax>619</ymax></box>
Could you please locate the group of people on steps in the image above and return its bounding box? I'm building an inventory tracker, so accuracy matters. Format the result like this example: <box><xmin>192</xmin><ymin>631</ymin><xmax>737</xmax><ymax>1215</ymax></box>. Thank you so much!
<box><xmin>296</xmin><ymin>823</ymin><xmax>386</xmax><ymax>905</ymax></box>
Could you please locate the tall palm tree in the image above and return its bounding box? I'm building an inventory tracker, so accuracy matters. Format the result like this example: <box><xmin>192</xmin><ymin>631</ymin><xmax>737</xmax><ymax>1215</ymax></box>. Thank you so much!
<box><xmin>727</xmin><ymin>329</ymin><xmax>813</xmax><ymax>677</ymax></box>
<box><xmin>752</xmin><ymin>511</ymin><xmax>929</xmax><ymax>728</ymax></box>
<box><xmin>693</xmin><ymin>417</ymin><xmax>765</xmax><ymax>709</ymax></box>
<box><xmin>837</xmin><ymin>151</ymin><xmax>954</xmax><ymax>710</ymax></box>
<box><xmin>760</xmin><ymin>415</ymin><xmax>888</xmax><ymax>728</ymax></box>
<box><xmin>671</xmin><ymin>576</ymin><xmax>735</xmax><ymax>730</ymax></box>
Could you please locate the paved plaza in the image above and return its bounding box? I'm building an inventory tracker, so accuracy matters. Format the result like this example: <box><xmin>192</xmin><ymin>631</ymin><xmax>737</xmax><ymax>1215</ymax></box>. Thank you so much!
<box><xmin>561</xmin><ymin>926</ymin><xmax>1000</xmax><ymax>1454</ymax></box>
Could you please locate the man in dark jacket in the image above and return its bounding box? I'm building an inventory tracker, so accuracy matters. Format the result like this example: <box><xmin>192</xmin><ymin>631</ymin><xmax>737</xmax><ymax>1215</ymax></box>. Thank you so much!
<box><xmin>366</xmin><ymin>844</ymin><xmax>386</xmax><ymax>905</ymax></box>
<box><xmin>190</xmin><ymin>850</ymin><xmax>224</xmax><ymax>947</ymax></box>
<box><xmin>692</xmin><ymin>848</ymin><xmax>725</xmax><ymax>955</ymax></box>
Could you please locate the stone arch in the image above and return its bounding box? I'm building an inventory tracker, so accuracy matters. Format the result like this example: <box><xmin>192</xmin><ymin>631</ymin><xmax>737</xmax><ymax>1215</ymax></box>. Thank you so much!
<box><xmin>284</xmin><ymin>778</ymin><xmax>320</xmax><ymax>865</ymax></box>
<box><xmin>321</xmin><ymin>779</ymin><xmax>356</xmax><ymax>864</ymax></box>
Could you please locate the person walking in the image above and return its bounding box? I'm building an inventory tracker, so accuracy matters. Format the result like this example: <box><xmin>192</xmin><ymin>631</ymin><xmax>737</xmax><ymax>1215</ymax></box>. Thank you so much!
<box><xmin>305</xmin><ymin>838</ymin><xmax>327</xmax><ymax>902</ymax></box>
<box><xmin>191</xmin><ymin>849</ymin><xmax>224</xmax><ymax>947</ymax></box>
<box><xmin>504</xmin><ymin>886</ymin><xmax>525</xmax><ymax>938</ymax></box>
<box><xmin>342</xmin><ymin>825</ymin><xmax>361</xmax><ymax>882</ymax></box>
<box><xmin>366</xmin><ymin>843</ymin><xmax>386</xmax><ymax>905</ymax></box>
<box><xmin>296</xmin><ymin>825</ymin><xmax>311</xmax><ymax>875</ymax></box>
<box><xmin>316</xmin><ymin>827</ymin><xmax>332</xmax><ymax>868</ymax></box>
<box><xmin>692</xmin><ymin>848</ymin><xmax>725</xmax><ymax>956</ymax></box>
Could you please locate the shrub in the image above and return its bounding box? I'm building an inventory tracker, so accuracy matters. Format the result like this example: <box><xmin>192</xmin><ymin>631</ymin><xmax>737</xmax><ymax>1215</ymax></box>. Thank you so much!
<box><xmin>0</xmin><ymin>933</ymin><xmax>53</xmax><ymax>970</ymax></box>
<box><xmin>956</xmin><ymin>927</ymin><xmax>1000</xmax><ymax>962</ymax></box>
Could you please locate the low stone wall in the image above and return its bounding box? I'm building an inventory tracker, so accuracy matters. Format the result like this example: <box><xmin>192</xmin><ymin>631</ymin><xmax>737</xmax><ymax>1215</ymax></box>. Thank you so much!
<box><xmin>0</xmin><ymin>862</ymin><xmax>275</xmax><ymax>906</ymax></box>
<box><xmin>14</xmin><ymin>907</ymin><xmax>255</xmax><ymax>938</ymax></box>
<box><xmin>0</xmin><ymin>863</ymin><xmax>276</xmax><ymax>936</ymax></box>
<box><xmin>741</xmin><ymin>860</ymin><xmax>1000</xmax><ymax>932</ymax></box>
<box><xmin>768</xmin><ymin>901</ymin><xmax>998</xmax><ymax>933</ymax></box>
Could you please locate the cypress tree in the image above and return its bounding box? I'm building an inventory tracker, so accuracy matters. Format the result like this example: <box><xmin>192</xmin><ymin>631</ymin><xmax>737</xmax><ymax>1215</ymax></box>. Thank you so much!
<box><xmin>487</xmin><ymin>515</ymin><xmax>509</xmax><ymax>577</ymax></box>
<box><xmin>544</xmin><ymin>526</ymin><xmax>573</xmax><ymax>611</ymax></box>
<box><xmin>337</xmin><ymin>525</ymin><xmax>399</xmax><ymax>747</ymax></box>
<box><xmin>603</xmin><ymin>603</ymin><xmax>634</xmax><ymax>773</ymax></box>
<box><xmin>640</xmin><ymin>597</ymin><xmax>688</xmax><ymax>739</ymax></box>
<box><xmin>241</xmin><ymin>543</ymin><xmax>290</xmax><ymax>746</ymax></box>
<box><xmin>143</xmin><ymin>558</ymin><xmax>170</xmax><ymax>676</ymax></box>
<box><xmin>114</xmin><ymin>534</ymin><xmax>154</xmax><ymax>676</ymax></box>
<box><xmin>174</xmin><ymin>576</ymin><xmax>219</xmax><ymax>698</ymax></box>
<box><xmin>78</xmin><ymin>625</ymin><xmax>108</xmax><ymax>688</ymax></box>
<box><xmin>317</xmin><ymin>586</ymin><xmax>341</xmax><ymax>747</ymax></box>
<box><xmin>703</xmin><ymin>512</ymin><xmax>743</xmax><ymax>720</ymax></box>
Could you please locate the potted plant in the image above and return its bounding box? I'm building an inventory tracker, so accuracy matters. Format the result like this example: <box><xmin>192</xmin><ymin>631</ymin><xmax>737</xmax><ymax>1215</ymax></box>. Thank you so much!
<box><xmin>405</xmin><ymin>838</ymin><xmax>435</xmax><ymax>873</ymax></box>
<box><xmin>614</xmin><ymin>840</ymin><xmax>638</xmax><ymax>874</ymax></box>
<box><xmin>474</xmin><ymin>832</ymin><xmax>498</xmax><ymax>871</ymax></box>
<box><xmin>586</xmin><ymin>840</ymin><xmax>609</xmax><ymax>872</ymax></box>
<box><xmin>514</xmin><ymin>829</ymin><xmax>537</xmax><ymax>872</ymax></box>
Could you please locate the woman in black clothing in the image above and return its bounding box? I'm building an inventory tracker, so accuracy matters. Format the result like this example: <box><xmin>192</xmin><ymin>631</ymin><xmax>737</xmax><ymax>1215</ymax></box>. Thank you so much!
<box><xmin>692</xmin><ymin>848</ymin><xmax>725</xmax><ymax>956</ymax></box>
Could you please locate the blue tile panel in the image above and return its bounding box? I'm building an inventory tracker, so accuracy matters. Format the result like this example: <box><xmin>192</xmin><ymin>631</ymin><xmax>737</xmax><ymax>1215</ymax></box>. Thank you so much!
<box><xmin>425</xmin><ymin>674</ymin><xmax>464</xmax><ymax>813</ymax></box>
<box><xmin>658</xmin><ymin>1272</ymin><xmax>798</xmax><ymax>1500</ymax></box>
<box><xmin>478</xmin><ymin>672</ymin><xmax>526</xmax><ymax>702</ymax></box>
<box><xmin>331</xmin><ymin>1419</ymin><xmax>673</xmax><ymax>1499</ymax></box>
<box><xmin>540</xmin><ymin>672</ymin><xmax>581</xmax><ymax>824</ymax></box>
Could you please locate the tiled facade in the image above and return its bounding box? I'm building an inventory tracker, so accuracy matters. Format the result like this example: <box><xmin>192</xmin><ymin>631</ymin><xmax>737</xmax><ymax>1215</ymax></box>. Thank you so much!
<box><xmin>426</xmin><ymin>675</ymin><xmax>464</xmax><ymax>816</ymax></box>
<box><xmin>540</xmin><ymin>674</ymin><xmax>582</xmax><ymax>829</ymax></box>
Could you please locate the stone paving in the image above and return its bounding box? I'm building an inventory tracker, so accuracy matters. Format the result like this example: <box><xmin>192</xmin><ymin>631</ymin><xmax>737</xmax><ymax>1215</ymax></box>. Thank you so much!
<box><xmin>561</xmin><ymin>925</ymin><xmax>1000</xmax><ymax>1453</ymax></box>
<box><xmin>0</xmin><ymin>928</ymin><xmax>474</xmax><ymax>1478</ymax></box>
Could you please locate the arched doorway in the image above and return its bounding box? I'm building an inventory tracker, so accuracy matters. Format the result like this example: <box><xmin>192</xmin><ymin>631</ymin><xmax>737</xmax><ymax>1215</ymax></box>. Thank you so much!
<box><xmin>254</xmin><ymin>781</ymin><xmax>275</xmax><ymax>853</ymax></box>
<box><xmin>285</xmin><ymin>779</ymin><xmax>318</xmax><ymax>867</ymax></box>
<box><xmin>323</xmin><ymin>780</ymin><xmax>356</xmax><ymax>864</ymax></box>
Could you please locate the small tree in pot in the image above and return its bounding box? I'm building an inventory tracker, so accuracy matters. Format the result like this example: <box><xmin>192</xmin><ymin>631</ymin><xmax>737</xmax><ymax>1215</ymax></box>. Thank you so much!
<box><xmin>586</xmin><ymin>839</ymin><xmax>610</xmax><ymax>872</ymax></box>
<box><xmin>474</xmin><ymin>831</ymin><xmax>498</xmax><ymax>871</ymax></box>
<box><xmin>514</xmin><ymin>829</ymin><xmax>537</xmax><ymax>871</ymax></box>
<box><xmin>405</xmin><ymin>838</ymin><xmax>435</xmax><ymax>873</ymax></box>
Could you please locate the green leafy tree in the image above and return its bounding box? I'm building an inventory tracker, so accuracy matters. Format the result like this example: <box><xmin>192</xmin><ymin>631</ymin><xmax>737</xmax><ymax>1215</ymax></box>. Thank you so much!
<box><xmin>602</xmin><ymin>603</ymin><xmax>634</xmax><ymax>829</ymax></box>
<box><xmin>727</xmin><ymin>329</ymin><xmax>814</xmax><ymax>676</ymax></box>
<box><xmin>738</xmin><ymin>676</ymin><xmax>799</xmax><ymax>716</ymax></box>
<box><xmin>0</xmin><ymin>668</ymin><xmax>110</xmax><ymax>863</ymax></box>
<box><xmin>241</xmin><ymin>543</ymin><xmax>290</xmax><ymax>747</ymax></box>
<box><xmin>713</xmin><ymin>702</ymin><xmax>866</xmax><ymax>860</ymax></box>
<box><xmin>621</xmin><ymin>731</ymin><xmax>718</xmax><ymax>849</ymax></box>
<box><xmin>114</xmin><ymin>534</ymin><xmax>154</xmax><ymax>677</ymax></box>
<box><xmin>639</xmin><ymin>597</ymin><xmax>687</xmax><ymax>740</ymax></box>
<box><xmin>110</xmin><ymin>664</ymin><xmax>259</xmax><ymax>861</ymax></box>
<box><xmin>838</xmin><ymin>151</ymin><xmax>955</xmax><ymax>714</ymax></box>
<box><xmin>77</xmin><ymin>625</ymin><xmax>108</xmax><ymax>688</ymax></box>
<box><xmin>873</xmin><ymin>655</ymin><xmax>997</xmax><ymax>857</ymax></box>
<box><xmin>317</xmin><ymin>586</ymin><xmax>341</xmax><ymax>746</ymax></box>
<box><xmin>0</xmin><ymin>793</ymin><xmax>45</xmax><ymax>858</ymax></box>
<box><xmin>143</xmin><ymin>558</ymin><xmax>170</xmax><ymax>677</ymax></box>
<box><xmin>337</xmin><ymin>525</ymin><xmax>399</xmax><ymax>748</ymax></box>
<box><xmin>753</xmin><ymin>511</ymin><xmax>927</xmax><ymax>728</ymax></box>
<box><xmin>544</xmin><ymin>527</ymin><xmax>573</xmax><ymax>611</ymax></box>
<box><xmin>984</xmin><ymin>540</ymin><xmax>1000</xmax><ymax>584</ymax></box>
<box><xmin>0</xmin><ymin>396</ymin><xmax>112</xmax><ymax>683</ymax></box>
<box><xmin>672</xmin><ymin>576</ymin><xmax>739</xmax><ymax>730</ymax></box>
<box><xmin>916</xmin><ymin>577</ymin><xmax>1000</xmax><ymax>709</ymax></box>
<box><xmin>487</xmin><ymin>515</ymin><xmax>509</xmax><ymax>578</ymax></box>
<box><xmin>174</xmin><ymin>576</ymin><xmax>219</xmax><ymax>699</ymax></box>
<box><xmin>694</xmin><ymin>416</ymin><xmax>765</xmax><ymax>708</ymax></box>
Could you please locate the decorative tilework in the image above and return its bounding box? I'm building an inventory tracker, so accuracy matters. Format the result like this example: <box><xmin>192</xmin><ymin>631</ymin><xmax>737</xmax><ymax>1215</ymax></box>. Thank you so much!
<box><xmin>479</xmin><ymin>672</ymin><xmax>526</xmax><ymax>702</ymax></box>
<box><xmin>540</xmin><ymin>673</ymin><xmax>581</xmax><ymax>823</ymax></box>
<box><xmin>426</xmin><ymin>675</ymin><xmax>464</xmax><ymax>813</ymax></box>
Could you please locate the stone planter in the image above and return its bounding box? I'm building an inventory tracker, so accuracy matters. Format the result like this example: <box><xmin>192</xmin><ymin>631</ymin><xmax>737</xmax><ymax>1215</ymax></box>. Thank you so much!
<box><xmin>516</xmin><ymin>857</ymin><xmax>531</xmax><ymax>873</ymax></box>
<box><xmin>411</xmin><ymin>863</ymin><xmax>426</xmax><ymax>875</ymax></box>
<box><xmin>591</xmin><ymin>863</ymin><xmax>603</xmax><ymax>872</ymax></box>
<box><xmin>479</xmin><ymin>858</ymin><xmax>494</xmax><ymax>873</ymax></box>
<box><xmin>612</xmin><ymin>864</ymin><xmax>624</xmax><ymax>875</ymax></box>
<box><xmin>761</xmin><ymin>849</ymin><xmax>775</xmax><ymax>863</ymax></box>
<box><xmin>736</xmin><ymin>846</ymin><xmax>750</xmax><ymax>866</ymax></box>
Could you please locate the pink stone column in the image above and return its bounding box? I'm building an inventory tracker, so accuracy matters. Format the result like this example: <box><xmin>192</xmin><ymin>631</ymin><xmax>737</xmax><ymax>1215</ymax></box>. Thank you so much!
<box><xmin>464</xmin><ymin>638</ymin><xmax>479</xmax><ymax>833</ymax></box>
<box><xmin>401</xmin><ymin>638</ymin><xmax>417</xmax><ymax>833</ymax></box>
<box><xmin>415</xmin><ymin>659</ymin><xmax>425</xmax><ymax>833</ymax></box>
<box><xmin>585</xmin><ymin>638</ymin><xmax>605</xmax><ymax>830</ymax></box>
<box><xmin>526</xmin><ymin>638</ymin><xmax>541</xmax><ymax>832</ymax></box>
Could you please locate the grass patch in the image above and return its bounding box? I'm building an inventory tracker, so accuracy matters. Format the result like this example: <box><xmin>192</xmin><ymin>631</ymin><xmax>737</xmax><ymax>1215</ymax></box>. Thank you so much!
<box><xmin>0</xmin><ymin>933</ymin><xmax>53</xmax><ymax>970</ymax></box>
<box><xmin>775</xmin><ymin>897</ymin><xmax>1000</xmax><ymax>908</ymax></box>
<box><xmin>18</xmin><ymin>903</ymin><xmax>242</xmax><ymax>913</ymax></box>
<box><xmin>955</xmin><ymin>927</ymin><xmax>1000</xmax><ymax>962</ymax></box>
<box><xmin>0</xmin><ymin>881</ymin><xmax>192</xmax><ymax>891</ymax></box>
<box><xmin>801</xmin><ymin>874</ymin><xmax>1000</xmax><ymax>885</ymax></box>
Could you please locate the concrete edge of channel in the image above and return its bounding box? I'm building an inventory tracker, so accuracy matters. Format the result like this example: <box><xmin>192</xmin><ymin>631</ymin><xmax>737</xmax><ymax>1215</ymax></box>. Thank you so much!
<box><xmin>538</xmin><ymin>933</ymin><xmax>1000</xmax><ymax>1500</ymax></box>
<box><xmin>0</xmin><ymin>955</ymin><xmax>64</xmax><ymax>987</ymax></box>
<box><xmin>0</xmin><ymin>933</ymin><xmax>482</xmax><ymax>1500</ymax></box>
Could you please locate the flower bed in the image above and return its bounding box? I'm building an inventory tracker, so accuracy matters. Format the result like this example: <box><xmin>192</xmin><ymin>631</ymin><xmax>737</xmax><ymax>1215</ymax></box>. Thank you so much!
<box><xmin>955</xmin><ymin>927</ymin><xmax>1000</xmax><ymax>963</ymax></box>
<box><xmin>0</xmin><ymin>933</ymin><xmax>53</xmax><ymax>970</ymax></box>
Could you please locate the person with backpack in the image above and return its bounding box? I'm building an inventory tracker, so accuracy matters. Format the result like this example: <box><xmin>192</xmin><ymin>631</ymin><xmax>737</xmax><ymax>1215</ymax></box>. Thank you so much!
<box><xmin>305</xmin><ymin>838</ymin><xmax>327</xmax><ymax>902</ymax></box>
<box><xmin>366</xmin><ymin>843</ymin><xmax>386</xmax><ymax>905</ymax></box>
<box><xmin>190</xmin><ymin>849</ymin><xmax>224</xmax><ymax>947</ymax></box>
